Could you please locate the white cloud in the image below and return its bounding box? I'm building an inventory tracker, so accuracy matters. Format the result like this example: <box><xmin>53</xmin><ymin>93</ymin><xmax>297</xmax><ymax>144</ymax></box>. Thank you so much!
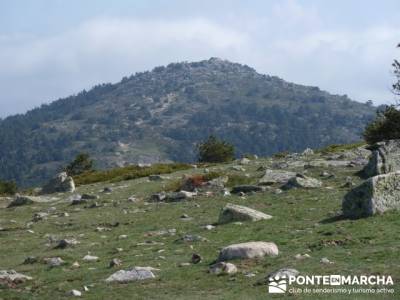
<box><xmin>0</xmin><ymin>5</ymin><xmax>399</xmax><ymax>117</ymax></box>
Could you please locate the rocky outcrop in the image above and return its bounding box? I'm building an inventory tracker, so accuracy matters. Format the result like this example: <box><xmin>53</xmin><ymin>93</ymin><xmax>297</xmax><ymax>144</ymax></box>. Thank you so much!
<box><xmin>218</xmin><ymin>203</ymin><xmax>272</xmax><ymax>224</ymax></box>
<box><xmin>363</xmin><ymin>140</ymin><xmax>400</xmax><ymax>178</ymax></box>
<box><xmin>218</xmin><ymin>241</ymin><xmax>278</xmax><ymax>261</ymax></box>
<box><xmin>283</xmin><ymin>174</ymin><xmax>322</xmax><ymax>189</ymax></box>
<box><xmin>342</xmin><ymin>171</ymin><xmax>400</xmax><ymax>218</ymax></box>
<box><xmin>258</xmin><ymin>169</ymin><xmax>296</xmax><ymax>185</ymax></box>
<box><xmin>7</xmin><ymin>195</ymin><xmax>34</xmax><ymax>207</ymax></box>
<box><xmin>105</xmin><ymin>267</ymin><xmax>156</xmax><ymax>283</ymax></box>
<box><xmin>41</xmin><ymin>172</ymin><xmax>75</xmax><ymax>194</ymax></box>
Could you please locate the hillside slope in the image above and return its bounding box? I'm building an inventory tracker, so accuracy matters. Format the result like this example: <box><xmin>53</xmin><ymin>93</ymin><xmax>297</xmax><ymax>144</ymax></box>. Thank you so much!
<box><xmin>0</xmin><ymin>146</ymin><xmax>398</xmax><ymax>299</ymax></box>
<box><xmin>0</xmin><ymin>58</ymin><xmax>375</xmax><ymax>186</ymax></box>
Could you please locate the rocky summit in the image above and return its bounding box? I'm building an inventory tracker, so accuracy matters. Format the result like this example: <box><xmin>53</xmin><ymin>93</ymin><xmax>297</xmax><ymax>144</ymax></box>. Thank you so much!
<box><xmin>1</xmin><ymin>142</ymin><xmax>400</xmax><ymax>299</ymax></box>
<box><xmin>0</xmin><ymin>58</ymin><xmax>375</xmax><ymax>187</ymax></box>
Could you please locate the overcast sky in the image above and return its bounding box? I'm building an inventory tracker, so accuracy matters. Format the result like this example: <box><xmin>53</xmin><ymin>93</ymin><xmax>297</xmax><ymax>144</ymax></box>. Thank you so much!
<box><xmin>1</xmin><ymin>0</ymin><xmax>399</xmax><ymax>118</ymax></box>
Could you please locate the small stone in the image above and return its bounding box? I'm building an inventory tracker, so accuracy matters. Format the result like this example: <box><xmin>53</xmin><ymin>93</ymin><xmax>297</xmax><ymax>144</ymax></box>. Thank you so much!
<box><xmin>128</xmin><ymin>196</ymin><xmax>137</xmax><ymax>202</ymax></box>
<box><xmin>23</xmin><ymin>256</ymin><xmax>38</xmax><ymax>264</ymax></box>
<box><xmin>45</xmin><ymin>257</ymin><xmax>65</xmax><ymax>267</ymax></box>
<box><xmin>55</xmin><ymin>238</ymin><xmax>79</xmax><ymax>249</ymax></box>
<box><xmin>209</xmin><ymin>262</ymin><xmax>238</xmax><ymax>275</ymax></box>
<box><xmin>118</xmin><ymin>235</ymin><xmax>128</xmax><ymax>239</ymax></box>
<box><xmin>102</xmin><ymin>187</ymin><xmax>113</xmax><ymax>193</ymax></box>
<box><xmin>72</xmin><ymin>261</ymin><xmax>80</xmax><ymax>268</ymax></box>
<box><xmin>68</xmin><ymin>289</ymin><xmax>82</xmax><ymax>297</ymax></box>
<box><xmin>83</xmin><ymin>255</ymin><xmax>99</xmax><ymax>262</ymax></box>
<box><xmin>320</xmin><ymin>257</ymin><xmax>333</xmax><ymax>264</ymax></box>
<box><xmin>203</xmin><ymin>225</ymin><xmax>215</xmax><ymax>230</ymax></box>
<box><xmin>191</xmin><ymin>253</ymin><xmax>202</xmax><ymax>264</ymax></box>
<box><xmin>109</xmin><ymin>258</ymin><xmax>122</xmax><ymax>268</ymax></box>
<box><xmin>179</xmin><ymin>262</ymin><xmax>191</xmax><ymax>267</ymax></box>
<box><xmin>32</xmin><ymin>212</ymin><xmax>48</xmax><ymax>222</ymax></box>
<box><xmin>295</xmin><ymin>253</ymin><xmax>311</xmax><ymax>260</ymax></box>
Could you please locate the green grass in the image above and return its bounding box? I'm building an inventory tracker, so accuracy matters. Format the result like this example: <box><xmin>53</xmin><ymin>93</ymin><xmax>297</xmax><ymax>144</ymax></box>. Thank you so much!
<box><xmin>73</xmin><ymin>163</ymin><xmax>192</xmax><ymax>186</ymax></box>
<box><xmin>0</xmin><ymin>157</ymin><xmax>399</xmax><ymax>299</ymax></box>
<box><xmin>317</xmin><ymin>142</ymin><xmax>366</xmax><ymax>154</ymax></box>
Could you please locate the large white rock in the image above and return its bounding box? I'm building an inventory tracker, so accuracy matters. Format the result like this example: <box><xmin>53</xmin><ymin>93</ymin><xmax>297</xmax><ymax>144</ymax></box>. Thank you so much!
<box><xmin>218</xmin><ymin>203</ymin><xmax>272</xmax><ymax>224</ymax></box>
<box><xmin>363</xmin><ymin>140</ymin><xmax>400</xmax><ymax>178</ymax></box>
<box><xmin>343</xmin><ymin>171</ymin><xmax>400</xmax><ymax>218</ymax></box>
<box><xmin>258</xmin><ymin>169</ymin><xmax>296</xmax><ymax>185</ymax></box>
<box><xmin>283</xmin><ymin>174</ymin><xmax>322</xmax><ymax>189</ymax></box>
<box><xmin>105</xmin><ymin>267</ymin><xmax>155</xmax><ymax>283</ymax></box>
<box><xmin>218</xmin><ymin>241</ymin><xmax>278</xmax><ymax>261</ymax></box>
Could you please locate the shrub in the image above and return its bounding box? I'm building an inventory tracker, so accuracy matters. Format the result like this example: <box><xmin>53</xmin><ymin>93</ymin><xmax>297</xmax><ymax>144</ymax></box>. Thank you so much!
<box><xmin>363</xmin><ymin>106</ymin><xmax>400</xmax><ymax>144</ymax></box>
<box><xmin>197</xmin><ymin>135</ymin><xmax>235</xmax><ymax>163</ymax></box>
<box><xmin>65</xmin><ymin>153</ymin><xmax>94</xmax><ymax>176</ymax></box>
<box><xmin>0</xmin><ymin>180</ymin><xmax>17</xmax><ymax>196</ymax></box>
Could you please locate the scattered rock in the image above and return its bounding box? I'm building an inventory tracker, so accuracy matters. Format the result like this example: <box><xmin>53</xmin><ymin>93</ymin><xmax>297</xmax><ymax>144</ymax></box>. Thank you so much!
<box><xmin>179</xmin><ymin>234</ymin><xmax>207</xmax><ymax>243</ymax></box>
<box><xmin>320</xmin><ymin>257</ymin><xmax>333</xmax><ymax>264</ymax></box>
<box><xmin>179</xmin><ymin>262</ymin><xmax>191</xmax><ymax>267</ymax></box>
<box><xmin>343</xmin><ymin>171</ymin><xmax>400</xmax><ymax>218</ymax></box>
<box><xmin>41</xmin><ymin>172</ymin><xmax>75</xmax><ymax>194</ymax></box>
<box><xmin>209</xmin><ymin>262</ymin><xmax>237</xmax><ymax>275</ymax></box>
<box><xmin>105</xmin><ymin>268</ymin><xmax>155</xmax><ymax>283</ymax></box>
<box><xmin>363</xmin><ymin>139</ymin><xmax>400</xmax><ymax>178</ymax></box>
<box><xmin>302</xmin><ymin>148</ymin><xmax>314</xmax><ymax>156</ymax></box>
<box><xmin>218</xmin><ymin>203</ymin><xmax>272</xmax><ymax>224</ymax></box>
<box><xmin>341</xmin><ymin>176</ymin><xmax>354</xmax><ymax>188</ymax></box>
<box><xmin>72</xmin><ymin>261</ymin><xmax>80</xmax><ymax>268</ymax></box>
<box><xmin>218</xmin><ymin>241</ymin><xmax>278</xmax><ymax>261</ymax></box>
<box><xmin>32</xmin><ymin>212</ymin><xmax>49</xmax><ymax>222</ymax></box>
<box><xmin>240</xmin><ymin>158</ymin><xmax>251</xmax><ymax>165</ymax></box>
<box><xmin>191</xmin><ymin>253</ymin><xmax>202</xmax><ymax>264</ymax></box>
<box><xmin>257</xmin><ymin>268</ymin><xmax>299</xmax><ymax>285</ymax></box>
<box><xmin>294</xmin><ymin>253</ymin><xmax>311</xmax><ymax>260</ymax></box>
<box><xmin>7</xmin><ymin>195</ymin><xmax>34</xmax><ymax>208</ymax></box>
<box><xmin>44</xmin><ymin>257</ymin><xmax>65</xmax><ymax>267</ymax></box>
<box><xmin>102</xmin><ymin>187</ymin><xmax>113</xmax><ymax>193</ymax></box>
<box><xmin>231</xmin><ymin>185</ymin><xmax>263</xmax><ymax>194</ymax></box>
<box><xmin>68</xmin><ymin>289</ymin><xmax>82</xmax><ymax>297</ymax></box>
<box><xmin>109</xmin><ymin>258</ymin><xmax>122</xmax><ymax>268</ymax></box>
<box><xmin>259</xmin><ymin>169</ymin><xmax>296</xmax><ymax>185</ymax></box>
<box><xmin>231</xmin><ymin>166</ymin><xmax>245</xmax><ymax>172</ymax></box>
<box><xmin>203</xmin><ymin>225</ymin><xmax>215</xmax><ymax>230</ymax></box>
<box><xmin>0</xmin><ymin>270</ymin><xmax>32</xmax><ymax>283</ymax></box>
<box><xmin>83</xmin><ymin>255</ymin><xmax>99</xmax><ymax>262</ymax></box>
<box><xmin>55</xmin><ymin>239</ymin><xmax>79</xmax><ymax>249</ymax></box>
<box><xmin>283</xmin><ymin>174</ymin><xmax>322</xmax><ymax>189</ymax></box>
<box><xmin>128</xmin><ymin>196</ymin><xmax>138</xmax><ymax>202</ymax></box>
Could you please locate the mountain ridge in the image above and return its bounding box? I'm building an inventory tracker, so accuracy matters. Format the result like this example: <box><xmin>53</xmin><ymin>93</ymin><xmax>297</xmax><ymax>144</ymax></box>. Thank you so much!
<box><xmin>0</xmin><ymin>58</ymin><xmax>375</xmax><ymax>187</ymax></box>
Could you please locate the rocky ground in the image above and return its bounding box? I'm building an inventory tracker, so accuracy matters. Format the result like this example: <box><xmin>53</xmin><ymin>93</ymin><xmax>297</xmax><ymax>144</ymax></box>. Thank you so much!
<box><xmin>0</xmin><ymin>146</ymin><xmax>399</xmax><ymax>299</ymax></box>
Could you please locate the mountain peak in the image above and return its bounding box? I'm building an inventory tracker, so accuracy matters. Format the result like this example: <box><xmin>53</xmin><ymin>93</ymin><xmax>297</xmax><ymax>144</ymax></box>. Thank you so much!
<box><xmin>0</xmin><ymin>59</ymin><xmax>375</xmax><ymax>187</ymax></box>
